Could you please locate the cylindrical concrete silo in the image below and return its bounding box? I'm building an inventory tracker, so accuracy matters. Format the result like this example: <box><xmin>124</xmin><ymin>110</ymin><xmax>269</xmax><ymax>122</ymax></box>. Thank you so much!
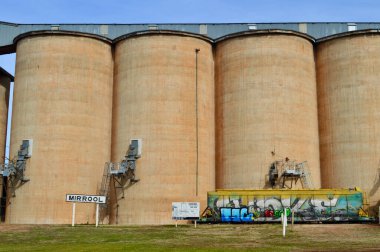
<box><xmin>0</xmin><ymin>68</ymin><xmax>12</xmax><ymax>218</ymax></box>
<box><xmin>317</xmin><ymin>30</ymin><xmax>380</xmax><ymax>211</ymax></box>
<box><xmin>215</xmin><ymin>30</ymin><xmax>321</xmax><ymax>190</ymax></box>
<box><xmin>112</xmin><ymin>31</ymin><xmax>215</xmax><ymax>224</ymax></box>
<box><xmin>7</xmin><ymin>31</ymin><xmax>113</xmax><ymax>224</ymax></box>
<box><xmin>0</xmin><ymin>68</ymin><xmax>12</xmax><ymax>163</ymax></box>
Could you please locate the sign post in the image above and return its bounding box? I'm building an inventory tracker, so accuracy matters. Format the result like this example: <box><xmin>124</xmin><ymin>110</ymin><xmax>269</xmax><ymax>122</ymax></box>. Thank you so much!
<box><xmin>72</xmin><ymin>203</ymin><xmax>76</xmax><ymax>227</ymax></box>
<box><xmin>282</xmin><ymin>208</ymin><xmax>288</xmax><ymax>238</ymax></box>
<box><xmin>291</xmin><ymin>209</ymin><xmax>295</xmax><ymax>228</ymax></box>
<box><xmin>96</xmin><ymin>203</ymin><xmax>99</xmax><ymax>227</ymax></box>
<box><xmin>172</xmin><ymin>202</ymin><xmax>200</xmax><ymax>228</ymax></box>
<box><xmin>66</xmin><ymin>194</ymin><xmax>106</xmax><ymax>227</ymax></box>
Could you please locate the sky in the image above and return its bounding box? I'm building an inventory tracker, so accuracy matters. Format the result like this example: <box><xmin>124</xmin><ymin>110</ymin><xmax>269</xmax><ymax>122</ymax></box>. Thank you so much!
<box><xmin>1</xmin><ymin>0</ymin><xmax>380</xmax><ymax>73</ymax></box>
<box><xmin>0</xmin><ymin>0</ymin><xmax>379</xmax><ymax>159</ymax></box>
<box><xmin>1</xmin><ymin>0</ymin><xmax>380</xmax><ymax>24</ymax></box>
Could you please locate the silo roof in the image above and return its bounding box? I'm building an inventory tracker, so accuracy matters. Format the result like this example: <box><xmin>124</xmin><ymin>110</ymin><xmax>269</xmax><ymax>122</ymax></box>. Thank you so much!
<box><xmin>113</xmin><ymin>30</ymin><xmax>213</xmax><ymax>44</ymax></box>
<box><xmin>316</xmin><ymin>29</ymin><xmax>380</xmax><ymax>43</ymax></box>
<box><xmin>13</xmin><ymin>30</ymin><xmax>112</xmax><ymax>44</ymax></box>
<box><xmin>214</xmin><ymin>29</ymin><xmax>315</xmax><ymax>43</ymax></box>
<box><xmin>0</xmin><ymin>67</ymin><xmax>14</xmax><ymax>82</ymax></box>
<box><xmin>1</xmin><ymin>22</ymin><xmax>380</xmax><ymax>54</ymax></box>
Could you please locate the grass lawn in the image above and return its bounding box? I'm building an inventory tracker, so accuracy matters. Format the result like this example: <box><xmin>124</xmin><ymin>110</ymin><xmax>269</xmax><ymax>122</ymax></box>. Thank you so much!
<box><xmin>0</xmin><ymin>223</ymin><xmax>379</xmax><ymax>251</ymax></box>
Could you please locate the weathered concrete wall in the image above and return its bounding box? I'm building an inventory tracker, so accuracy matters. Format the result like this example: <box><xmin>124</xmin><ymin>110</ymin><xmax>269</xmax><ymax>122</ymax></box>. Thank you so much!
<box><xmin>0</xmin><ymin>74</ymin><xmax>10</xmax><ymax>212</ymax></box>
<box><xmin>6</xmin><ymin>29</ymin><xmax>380</xmax><ymax>224</ymax></box>
<box><xmin>0</xmin><ymin>75</ymin><xmax>9</xmax><ymax>163</ymax></box>
<box><xmin>7</xmin><ymin>34</ymin><xmax>113</xmax><ymax>224</ymax></box>
<box><xmin>215</xmin><ymin>33</ymin><xmax>321</xmax><ymax>190</ymax></box>
<box><xmin>317</xmin><ymin>33</ymin><xmax>380</xmax><ymax>211</ymax></box>
<box><xmin>112</xmin><ymin>34</ymin><xmax>215</xmax><ymax>224</ymax></box>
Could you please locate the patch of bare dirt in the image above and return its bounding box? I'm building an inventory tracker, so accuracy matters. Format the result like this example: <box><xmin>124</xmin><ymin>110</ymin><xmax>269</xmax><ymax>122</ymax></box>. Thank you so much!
<box><xmin>0</xmin><ymin>224</ymin><xmax>34</xmax><ymax>232</ymax></box>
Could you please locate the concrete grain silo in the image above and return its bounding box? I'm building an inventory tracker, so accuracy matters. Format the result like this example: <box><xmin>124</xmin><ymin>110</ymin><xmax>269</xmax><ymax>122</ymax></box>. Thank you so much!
<box><xmin>317</xmin><ymin>30</ymin><xmax>380</xmax><ymax>211</ymax></box>
<box><xmin>7</xmin><ymin>31</ymin><xmax>113</xmax><ymax>224</ymax></box>
<box><xmin>215</xmin><ymin>31</ymin><xmax>321</xmax><ymax>190</ymax></box>
<box><xmin>112</xmin><ymin>31</ymin><xmax>215</xmax><ymax>224</ymax></box>
<box><xmin>0</xmin><ymin>67</ymin><xmax>12</xmax><ymax>217</ymax></box>
<box><xmin>0</xmin><ymin>68</ymin><xmax>12</xmax><ymax>162</ymax></box>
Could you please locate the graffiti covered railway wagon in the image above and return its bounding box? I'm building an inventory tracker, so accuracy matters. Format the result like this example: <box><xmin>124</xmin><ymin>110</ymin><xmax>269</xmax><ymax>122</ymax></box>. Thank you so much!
<box><xmin>201</xmin><ymin>188</ymin><xmax>371</xmax><ymax>223</ymax></box>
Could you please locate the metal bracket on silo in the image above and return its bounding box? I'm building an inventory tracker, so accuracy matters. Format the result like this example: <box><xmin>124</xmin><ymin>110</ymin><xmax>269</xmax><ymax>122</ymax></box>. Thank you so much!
<box><xmin>98</xmin><ymin>139</ymin><xmax>142</xmax><ymax>222</ymax></box>
<box><xmin>109</xmin><ymin>139</ymin><xmax>142</xmax><ymax>181</ymax></box>
<box><xmin>268</xmin><ymin>159</ymin><xmax>313</xmax><ymax>189</ymax></box>
<box><xmin>0</xmin><ymin>139</ymin><xmax>33</xmax><ymax>197</ymax></box>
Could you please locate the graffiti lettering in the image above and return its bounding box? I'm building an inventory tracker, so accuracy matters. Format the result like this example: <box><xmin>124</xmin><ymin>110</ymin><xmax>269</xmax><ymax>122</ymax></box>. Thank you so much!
<box><xmin>221</xmin><ymin>207</ymin><xmax>254</xmax><ymax>222</ymax></box>
<box><xmin>208</xmin><ymin>193</ymin><xmax>366</xmax><ymax>223</ymax></box>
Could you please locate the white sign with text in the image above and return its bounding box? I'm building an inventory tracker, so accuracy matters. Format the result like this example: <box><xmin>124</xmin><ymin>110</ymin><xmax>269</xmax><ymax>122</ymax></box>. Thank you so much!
<box><xmin>172</xmin><ymin>202</ymin><xmax>200</xmax><ymax>220</ymax></box>
<box><xmin>66</xmin><ymin>194</ymin><xmax>106</xmax><ymax>204</ymax></box>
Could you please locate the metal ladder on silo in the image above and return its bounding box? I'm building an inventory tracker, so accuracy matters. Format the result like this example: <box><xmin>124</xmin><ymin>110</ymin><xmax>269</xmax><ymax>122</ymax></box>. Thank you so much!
<box><xmin>98</xmin><ymin>142</ymin><xmax>142</xmax><ymax>223</ymax></box>
<box><xmin>298</xmin><ymin>162</ymin><xmax>314</xmax><ymax>189</ymax></box>
<box><xmin>98</xmin><ymin>163</ymin><xmax>112</xmax><ymax>221</ymax></box>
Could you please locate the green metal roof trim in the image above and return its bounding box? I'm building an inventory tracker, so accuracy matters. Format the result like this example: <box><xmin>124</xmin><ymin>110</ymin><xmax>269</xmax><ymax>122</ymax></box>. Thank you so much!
<box><xmin>1</xmin><ymin>22</ymin><xmax>380</xmax><ymax>54</ymax></box>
